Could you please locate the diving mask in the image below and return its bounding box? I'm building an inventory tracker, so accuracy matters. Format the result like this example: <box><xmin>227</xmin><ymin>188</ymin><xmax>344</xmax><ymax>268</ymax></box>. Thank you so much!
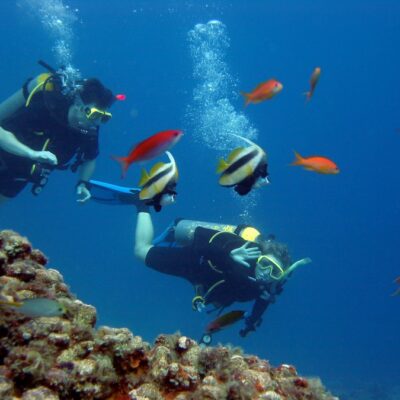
<box><xmin>255</xmin><ymin>254</ymin><xmax>285</xmax><ymax>282</ymax></box>
<box><xmin>84</xmin><ymin>106</ymin><xmax>112</xmax><ymax>123</ymax></box>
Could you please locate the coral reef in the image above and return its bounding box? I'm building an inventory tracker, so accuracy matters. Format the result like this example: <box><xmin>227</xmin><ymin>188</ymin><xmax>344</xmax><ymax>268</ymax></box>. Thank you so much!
<box><xmin>0</xmin><ymin>230</ymin><xmax>338</xmax><ymax>400</ymax></box>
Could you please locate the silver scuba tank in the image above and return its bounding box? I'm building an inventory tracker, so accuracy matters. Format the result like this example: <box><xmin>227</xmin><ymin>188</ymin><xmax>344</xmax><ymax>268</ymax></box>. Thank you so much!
<box><xmin>174</xmin><ymin>219</ymin><xmax>262</xmax><ymax>246</ymax></box>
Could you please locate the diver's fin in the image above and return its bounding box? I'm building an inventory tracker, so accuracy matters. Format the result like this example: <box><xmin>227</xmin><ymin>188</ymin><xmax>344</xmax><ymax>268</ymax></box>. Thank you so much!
<box><xmin>89</xmin><ymin>180</ymin><xmax>141</xmax><ymax>206</ymax></box>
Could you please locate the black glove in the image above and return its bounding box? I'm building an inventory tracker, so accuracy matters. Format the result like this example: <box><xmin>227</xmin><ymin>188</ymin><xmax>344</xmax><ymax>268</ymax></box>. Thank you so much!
<box><xmin>239</xmin><ymin>317</ymin><xmax>262</xmax><ymax>337</ymax></box>
<box><xmin>136</xmin><ymin>201</ymin><xmax>150</xmax><ymax>213</ymax></box>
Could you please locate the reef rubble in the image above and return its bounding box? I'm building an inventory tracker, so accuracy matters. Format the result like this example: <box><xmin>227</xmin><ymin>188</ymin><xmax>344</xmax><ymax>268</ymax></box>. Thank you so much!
<box><xmin>0</xmin><ymin>230</ymin><xmax>339</xmax><ymax>400</ymax></box>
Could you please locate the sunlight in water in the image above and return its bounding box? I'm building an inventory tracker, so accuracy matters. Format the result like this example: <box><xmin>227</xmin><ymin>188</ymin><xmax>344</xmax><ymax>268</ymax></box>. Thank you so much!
<box><xmin>186</xmin><ymin>20</ymin><xmax>258</xmax><ymax>151</ymax></box>
<box><xmin>187</xmin><ymin>20</ymin><xmax>259</xmax><ymax>217</ymax></box>
<box><xmin>19</xmin><ymin>0</ymin><xmax>79</xmax><ymax>76</ymax></box>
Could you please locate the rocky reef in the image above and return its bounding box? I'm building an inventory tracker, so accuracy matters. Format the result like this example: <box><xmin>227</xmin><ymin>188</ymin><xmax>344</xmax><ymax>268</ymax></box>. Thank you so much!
<box><xmin>0</xmin><ymin>230</ymin><xmax>338</xmax><ymax>400</ymax></box>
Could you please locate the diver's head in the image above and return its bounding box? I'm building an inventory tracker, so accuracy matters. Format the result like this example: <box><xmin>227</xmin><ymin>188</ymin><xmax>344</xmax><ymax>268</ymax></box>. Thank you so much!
<box><xmin>67</xmin><ymin>78</ymin><xmax>115</xmax><ymax>132</ymax></box>
<box><xmin>254</xmin><ymin>237</ymin><xmax>292</xmax><ymax>283</ymax></box>
<box><xmin>255</xmin><ymin>254</ymin><xmax>284</xmax><ymax>283</ymax></box>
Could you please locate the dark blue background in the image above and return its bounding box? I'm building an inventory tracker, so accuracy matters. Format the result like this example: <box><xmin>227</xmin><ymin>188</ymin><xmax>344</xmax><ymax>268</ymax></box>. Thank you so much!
<box><xmin>1</xmin><ymin>1</ymin><xmax>399</xmax><ymax>397</ymax></box>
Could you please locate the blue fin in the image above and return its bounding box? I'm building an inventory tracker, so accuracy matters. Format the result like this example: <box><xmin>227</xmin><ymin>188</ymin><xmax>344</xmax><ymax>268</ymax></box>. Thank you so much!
<box><xmin>89</xmin><ymin>179</ymin><xmax>141</xmax><ymax>206</ymax></box>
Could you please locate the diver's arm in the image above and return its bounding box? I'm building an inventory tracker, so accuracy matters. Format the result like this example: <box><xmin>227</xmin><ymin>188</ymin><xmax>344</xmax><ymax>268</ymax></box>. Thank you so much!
<box><xmin>192</xmin><ymin>228</ymin><xmax>260</xmax><ymax>270</ymax></box>
<box><xmin>76</xmin><ymin>159</ymin><xmax>96</xmax><ymax>203</ymax></box>
<box><xmin>134</xmin><ymin>209</ymin><xmax>154</xmax><ymax>263</ymax></box>
<box><xmin>230</xmin><ymin>242</ymin><xmax>261</xmax><ymax>268</ymax></box>
<box><xmin>0</xmin><ymin>127</ymin><xmax>57</xmax><ymax>164</ymax></box>
<box><xmin>240</xmin><ymin>295</ymin><xmax>271</xmax><ymax>337</ymax></box>
<box><xmin>77</xmin><ymin>159</ymin><xmax>96</xmax><ymax>182</ymax></box>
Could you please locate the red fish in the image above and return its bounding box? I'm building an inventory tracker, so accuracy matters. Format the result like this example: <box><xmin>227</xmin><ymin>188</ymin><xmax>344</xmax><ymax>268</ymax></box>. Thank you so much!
<box><xmin>241</xmin><ymin>79</ymin><xmax>283</xmax><ymax>107</ymax></box>
<box><xmin>290</xmin><ymin>151</ymin><xmax>339</xmax><ymax>174</ymax></box>
<box><xmin>113</xmin><ymin>130</ymin><xmax>183</xmax><ymax>177</ymax></box>
<box><xmin>305</xmin><ymin>67</ymin><xmax>321</xmax><ymax>101</ymax></box>
<box><xmin>115</xmin><ymin>94</ymin><xmax>126</xmax><ymax>101</ymax></box>
<box><xmin>205</xmin><ymin>310</ymin><xmax>245</xmax><ymax>333</ymax></box>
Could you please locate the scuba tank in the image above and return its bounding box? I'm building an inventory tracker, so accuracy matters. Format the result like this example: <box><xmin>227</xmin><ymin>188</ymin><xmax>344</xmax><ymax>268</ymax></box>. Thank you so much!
<box><xmin>0</xmin><ymin>60</ymin><xmax>77</xmax><ymax>125</ymax></box>
<box><xmin>0</xmin><ymin>61</ymin><xmax>81</xmax><ymax>196</ymax></box>
<box><xmin>174</xmin><ymin>219</ymin><xmax>262</xmax><ymax>246</ymax></box>
<box><xmin>0</xmin><ymin>73</ymin><xmax>53</xmax><ymax>124</ymax></box>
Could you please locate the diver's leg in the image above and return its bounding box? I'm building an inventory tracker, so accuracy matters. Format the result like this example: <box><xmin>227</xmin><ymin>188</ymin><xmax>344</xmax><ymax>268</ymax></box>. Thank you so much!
<box><xmin>0</xmin><ymin>171</ymin><xmax>27</xmax><ymax>203</ymax></box>
<box><xmin>134</xmin><ymin>210</ymin><xmax>155</xmax><ymax>263</ymax></box>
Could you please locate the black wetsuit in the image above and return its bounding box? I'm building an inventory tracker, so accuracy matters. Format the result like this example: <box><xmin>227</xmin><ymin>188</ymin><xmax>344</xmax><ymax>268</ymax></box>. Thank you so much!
<box><xmin>145</xmin><ymin>227</ymin><xmax>283</xmax><ymax>332</ymax></box>
<box><xmin>0</xmin><ymin>89</ymin><xmax>99</xmax><ymax>197</ymax></box>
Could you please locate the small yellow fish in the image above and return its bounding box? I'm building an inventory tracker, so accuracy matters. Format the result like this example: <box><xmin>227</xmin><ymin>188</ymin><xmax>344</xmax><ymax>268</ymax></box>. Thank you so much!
<box><xmin>0</xmin><ymin>298</ymin><xmax>66</xmax><ymax>318</ymax></box>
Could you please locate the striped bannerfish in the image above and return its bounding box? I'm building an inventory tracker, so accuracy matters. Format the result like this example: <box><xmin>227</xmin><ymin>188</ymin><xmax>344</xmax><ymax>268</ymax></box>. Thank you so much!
<box><xmin>138</xmin><ymin>151</ymin><xmax>178</xmax><ymax>211</ymax></box>
<box><xmin>217</xmin><ymin>134</ymin><xmax>269</xmax><ymax>196</ymax></box>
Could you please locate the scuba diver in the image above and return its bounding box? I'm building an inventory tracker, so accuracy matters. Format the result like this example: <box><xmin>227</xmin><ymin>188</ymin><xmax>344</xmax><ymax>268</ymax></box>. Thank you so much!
<box><xmin>87</xmin><ymin>177</ymin><xmax>310</xmax><ymax>338</ymax></box>
<box><xmin>88</xmin><ymin>178</ymin><xmax>311</xmax><ymax>337</ymax></box>
<box><xmin>133</xmin><ymin>205</ymin><xmax>311</xmax><ymax>337</ymax></box>
<box><xmin>0</xmin><ymin>60</ymin><xmax>115</xmax><ymax>204</ymax></box>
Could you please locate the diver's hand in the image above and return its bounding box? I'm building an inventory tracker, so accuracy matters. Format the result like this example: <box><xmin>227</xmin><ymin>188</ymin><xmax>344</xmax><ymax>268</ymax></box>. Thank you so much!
<box><xmin>239</xmin><ymin>316</ymin><xmax>262</xmax><ymax>337</ymax></box>
<box><xmin>192</xmin><ymin>296</ymin><xmax>206</xmax><ymax>312</ymax></box>
<box><xmin>76</xmin><ymin>182</ymin><xmax>91</xmax><ymax>203</ymax></box>
<box><xmin>194</xmin><ymin>300</ymin><xmax>205</xmax><ymax>313</ymax></box>
<box><xmin>230</xmin><ymin>242</ymin><xmax>262</xmax><ymax>268</ymax></box>
<box><xmin>30</xmin><ymin>150</ymin><xmax>58</xmax><ymax>166</ymax></box>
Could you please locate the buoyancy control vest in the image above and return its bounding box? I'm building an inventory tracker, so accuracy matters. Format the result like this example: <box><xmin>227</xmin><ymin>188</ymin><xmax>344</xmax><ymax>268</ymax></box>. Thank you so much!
<box><xmin>0</xmin><ymin>63</ymin><xmax>98</xmax><ymax>195</ymax></box>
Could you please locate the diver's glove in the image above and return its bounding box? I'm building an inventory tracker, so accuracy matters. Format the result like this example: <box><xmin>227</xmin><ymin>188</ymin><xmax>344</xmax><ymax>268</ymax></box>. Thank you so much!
<box><xmin>76</xmin><ymin>180</ymin><xmax>91</xmax><ymax>203</ymax></box>
<box><xmin>239</xmin><ymin>317</ymin><xmax>262</xmax><ymax>337</ymax></box>
<box><xmin>230</xmin><ymin>242</ymin><xmax>262</xmax><ymax>268</ymax></box>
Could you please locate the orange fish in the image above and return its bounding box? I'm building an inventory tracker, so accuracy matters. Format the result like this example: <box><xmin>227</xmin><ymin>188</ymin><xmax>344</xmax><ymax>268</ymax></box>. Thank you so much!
<box><xmin>290</xmin><ymin>151</ymin><xmax>339</xmax><ymax>174</ymax></box>
<box><xmin>305</xmin><ymin>67</ymin><xmax>321</xmax><ymax>101</ymax></box>
<box><xmin>241</xmin><ymin>79</ymin><xmax>283</xmax><ymax>107</ymax></box>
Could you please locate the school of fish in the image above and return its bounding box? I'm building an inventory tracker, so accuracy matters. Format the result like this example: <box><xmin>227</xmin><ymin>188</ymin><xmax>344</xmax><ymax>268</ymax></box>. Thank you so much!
<box><xmin>109</xmin><ymin>66</ymin><xmax>339</xmax><ymax>213</ymax></box>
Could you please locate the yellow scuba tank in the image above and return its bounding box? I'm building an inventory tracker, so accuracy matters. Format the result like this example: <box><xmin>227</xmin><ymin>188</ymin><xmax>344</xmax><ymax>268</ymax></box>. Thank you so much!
<box><xmin>0</xmin><ymin>72</ymin><xmax>55</xmax><ymax>124</ymax></box>
<box><xmin>174</xmin><ymin>219</ymin><xmax>261</xmax><ymax>246</ymax></box>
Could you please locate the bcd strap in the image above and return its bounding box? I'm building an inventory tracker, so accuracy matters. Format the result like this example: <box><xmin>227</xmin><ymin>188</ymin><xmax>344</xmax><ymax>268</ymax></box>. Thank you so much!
<box><xmin>22</xmin><ymin>78</ymin><xmax>33</xmax><ymax>100</ymax></box>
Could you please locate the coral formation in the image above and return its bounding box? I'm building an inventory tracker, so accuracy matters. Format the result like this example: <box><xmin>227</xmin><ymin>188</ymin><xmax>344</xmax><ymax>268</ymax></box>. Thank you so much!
<box><xmin>0</xmin><ymin>230</ymin><xmax>338</xmax><ymax>400</ymax></box>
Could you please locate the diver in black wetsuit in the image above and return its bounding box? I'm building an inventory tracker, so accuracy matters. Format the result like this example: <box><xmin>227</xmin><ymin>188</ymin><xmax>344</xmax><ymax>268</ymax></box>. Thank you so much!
<box><xmin>0</xmin><ymin>61</ymin><xmax>115</xmax><ymax>204</ymax></box>
<box><xmin>134</xmin><ymin>207</ymin><xmax>311</xmax><ymax>337</ymax></box>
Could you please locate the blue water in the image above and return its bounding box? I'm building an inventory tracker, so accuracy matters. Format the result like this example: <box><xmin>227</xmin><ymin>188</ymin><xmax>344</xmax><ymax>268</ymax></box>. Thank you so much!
<box><xmin>1</xmin><ymin>1</ymin><xmax>399</xmax><ymax>398</ymax></box>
